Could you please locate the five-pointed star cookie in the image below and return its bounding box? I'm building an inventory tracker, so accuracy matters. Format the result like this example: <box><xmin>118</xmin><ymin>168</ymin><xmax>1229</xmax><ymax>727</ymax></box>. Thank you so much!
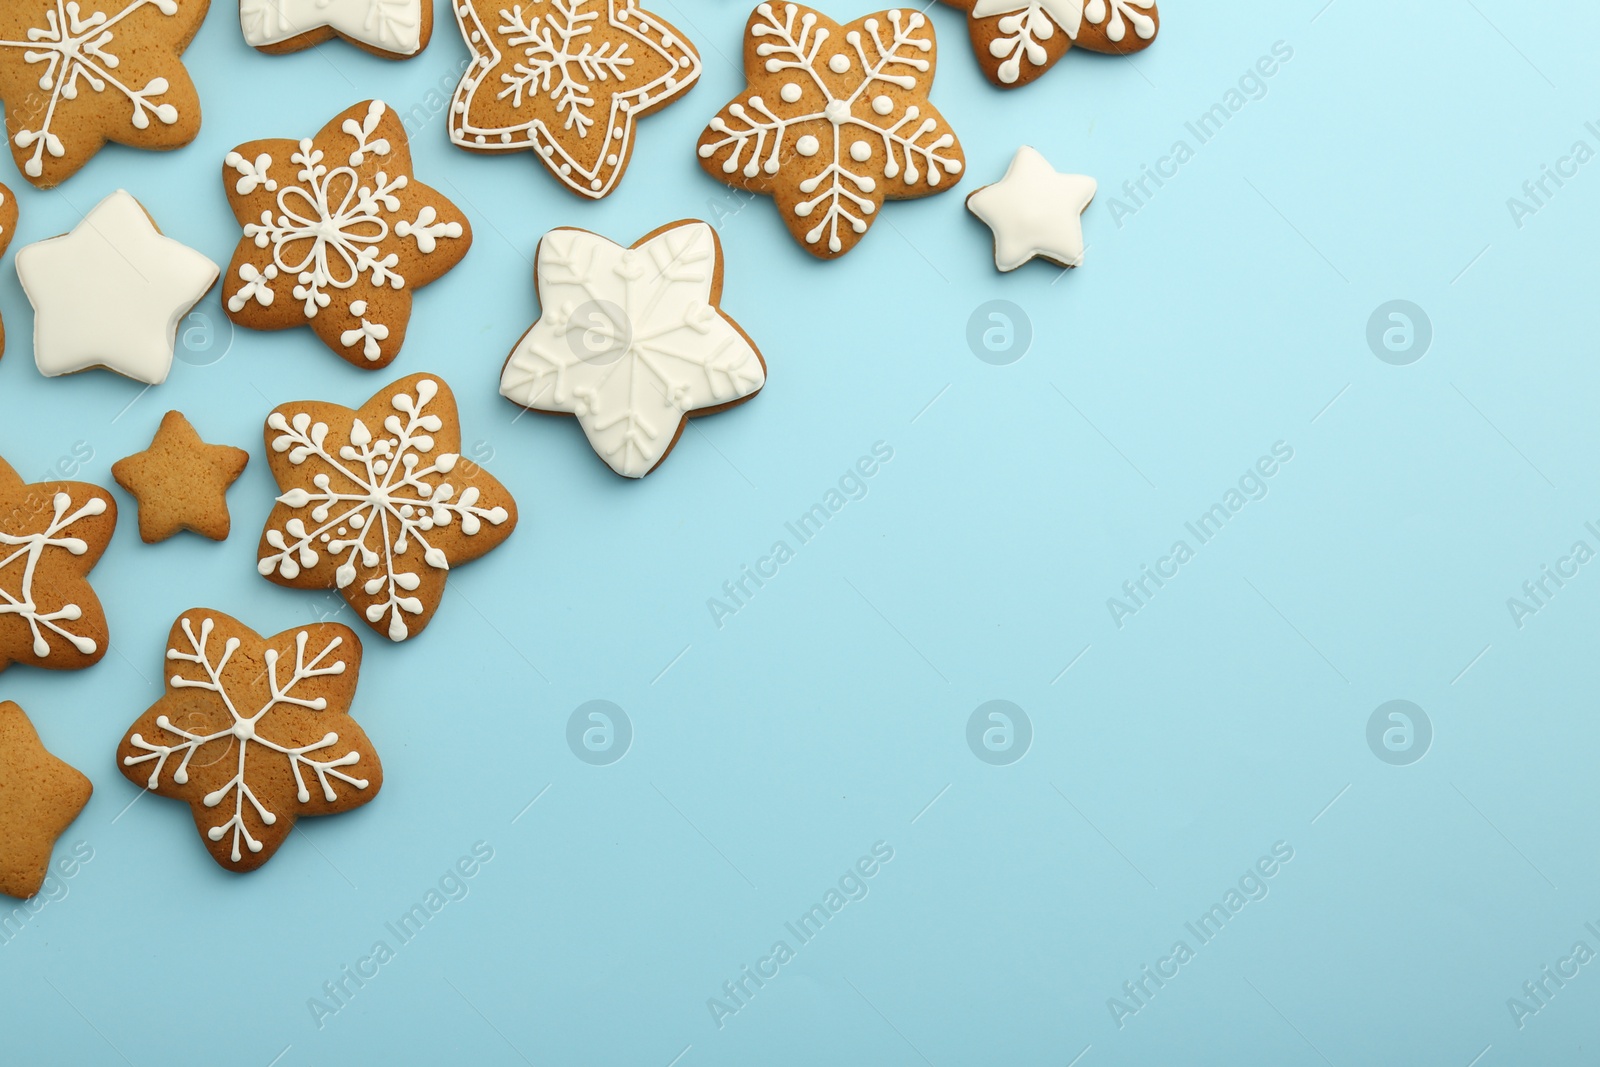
<box><xmin>222</xmin><ymin>99</ymin><xmax>473</xmax><ymax>371</ymax></box>
<box><xmin>257</xmin><ymin>374</ymin><xmax>518</xmax><ymax>642</ymax></box>
<box><xmin>0</xmin><ymin>182</ymin><xmax>17</xmax><ymax>357</ymax></box>
<box><xmin>448</xmin><ymin>0</ymin><xmax>702</xmax><ymax>199</ymax></box>
<box><xmin>113</xmin><ymin>411</ymin><xmax>251</xmax><ymax>543</ymax></box>
<box><xmin>966</xmin><ymin>146</ymin><xmax>1096</xmax><ymax>271</ymax></box>
<box><xmin>945</xmin><ymin>0</ymin><xmax>1157</xmax><ymax>87</ymax></box>
<box><xmin>0</xmin><ymin>0</ymin><xmax>208</xmax><ymax>187</ymax></box>
<box><xmin>240</xmin><ymin>0</ymin><xmax>432</xmax><ymax>59</ymax></box>
<box><xmin>500</xmin><ymin>221</ymin><xmax>766</xmax><ymax>478</ymax></box>
<box><xmin>117</xmin><ymin>610</ymin><xmax>380</xmax><ymax>872</ymax></box>
<box><xmin>697</xmin><ymin>2</ymin><xmax>965</xmax><ymax>259</ymax></box>
<box><xmin>0</xmin><ymin>701</ymin><xmax>91</xmax><ymax>899</ymax></box>
<box><xmin>0</xmin><ymin>455</ymin><xmax>116</xmax><ymax>673</ymax></box>
<box><xmin>16</xmin><ymin>189</ymin><xmax>220</xmax><ymax>385</ymax></box>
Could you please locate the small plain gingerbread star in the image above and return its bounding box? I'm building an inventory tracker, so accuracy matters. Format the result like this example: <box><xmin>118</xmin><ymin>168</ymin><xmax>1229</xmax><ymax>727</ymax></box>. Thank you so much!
<box><xmin>0</xmin><ymin>701</ymin><xmax>91</xmax><ymax>900</ymax></box>
<box><xmin>16</xmin><ymin>189</ymin><xmax>219</xmax><ymax>384</ymax></box>
<box><xmin>965</xmin><ymin>145</ymin><xmax>1096</xmax><ymax>272</ymax></box>
<box><xmin>113</xmin><ymin>411</ymin><xmax>250</xmax><ymax>543</ymax></box>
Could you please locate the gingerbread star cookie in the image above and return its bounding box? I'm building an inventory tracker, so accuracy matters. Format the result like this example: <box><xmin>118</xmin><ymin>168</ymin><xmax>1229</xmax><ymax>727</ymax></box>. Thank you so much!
<box><xmin>500</xmin><ymin>220</ymin><xmax>766</xmax><ymax>478</ymax></box>
<box><xmin>257</xmin><ymin>374</ymin><xmax>518</xmax><ymax>642</ymax></box>
<box><xmin>697</xmin><ymin>2</ymin><xmax>965</xmax><ymax>258</ymax></box>
<box><xmin>0</xmin><ymin>0</ymin><xmax>208</xmax><ymax>188</ymax></box>
<box><xmin>117</xmin><ymin>610</ymin><xmax>379</xmax><ymax>871</ymax></box>
<box><xmin>0</xmin><ymin>456</ymin><xmax>115</xmax><ymax>673</ymax></box>
<box><xmin>448</xmin><ymin>0</ymin><xmax>701</xmax><ymax>199</ymax></box>
<box><xmin>0</xmin><ymin>182</ymin><xmax>17</xmax><ymax>356</ymax></box>
<box><xmin>113</xmin><ymin>411</ymin><xmax>250</xmax><ymax>543</ymax></box>
<box><xmin>0</xmin><ymin>701</ymin><xmax>91</xmax><ymax>899</ymax></box>
<box><xmin>946</xmin><ymin>0</ymin><xmax>1158</xmax><ymax>88</ymax></box>
<box><xmin>241</xmin><ymin>0</ymin><xmax>433</xmax><ymax>59</ymax></box>
<box><xmin>222</xmin><ymin>99</ymin><xmax>473</xmax><ymax>370</ymax></box>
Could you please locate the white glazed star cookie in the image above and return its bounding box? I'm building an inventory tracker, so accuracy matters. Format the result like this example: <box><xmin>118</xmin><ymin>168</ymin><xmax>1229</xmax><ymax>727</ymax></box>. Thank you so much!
<box><xmin>17</xmin><ymin>189</ymin><xmax>219</xmax><ymax>385</ymax></box>
<box><xmin>499</xmin><ymin>220</ymin><xmax>766</xmax><ymax>478</ymax></box>
<box><xmin>966</xmin><ymin>146</ymin><xmax>1096</xmax><ymax>271</ymax></box>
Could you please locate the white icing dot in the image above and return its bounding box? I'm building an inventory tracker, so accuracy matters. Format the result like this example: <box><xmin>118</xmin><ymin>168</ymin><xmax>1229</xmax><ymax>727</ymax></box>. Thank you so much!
<box><xmin>606</xmin><ymin>153</ymin><xmax>618</xmax><ymax>165</ymax></box>
<box><xmin>828</xmin><ymin>54</ymin><xmax>850</xmax><ymax>73</ymax></box>
<box><xmin>850</xmin><ymin>141</ymin><xmax>871</xmax><ymax>162</ymax></box>
<box><xmin>872</xmin><ymin>95</ymin><xmax>893</xmax><ymax>115</ymax></box>
<box><xmin>780</xmin><ymin>82</ymin><xmax>802</xmax><ymax>103</ymax></box>
<box><xmin>590</xmin><ymin>178</ymin><xmax>602</xmax><ymax>190</ymax></box>
<box><xmin>796</xmin><ymin>135</ymin><xmax>820</xmax><ymax>157</ymax></box>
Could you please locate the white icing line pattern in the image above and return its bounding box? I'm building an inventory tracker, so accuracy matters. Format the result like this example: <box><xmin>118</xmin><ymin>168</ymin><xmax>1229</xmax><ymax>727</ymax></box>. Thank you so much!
<box><xmin>222</xmin><ymin>100</ymin><xmax>469</xmax><ymax>368</ymax></box>
<box><xmin>500</xmin><ymin>222</ymin><xmax>765</xmax><ymax>478</ymax></box>
<box><xmin>449</xmin><ymin>0</ymin><xmax>701</xmax><ymax>198</ymax></box>
<box><xmin>259</xmin><ymin>377</ymin><xmax>513</xmax><ymax>641</ymax></box>
<box><xmin>1</xmin><ymin>0</ymin><xmax>186</xmax><ymax>180</ymax></box>
<box><xmin>968</xmin><ymin>0</ymin><xmax>1155</xmax><ymax>85</ymax></box>
<box><xmin>122</xmin><ymin>616</ymin><xmax>371</xmax><ymax>865</ymax></box>
<box><xmin>0</xmin><ymin>490</ymin><xmax>107</xmax><ymax>660</ymax></box>
<box><xmin>697</xmin><ymin>3</ymin><xmax>963</xmax><ymax>257</ymax></box>
<box><xmin>240</xmin><ymin>0</ymin><xmax>425</xmax><ymax>55</ymax></box>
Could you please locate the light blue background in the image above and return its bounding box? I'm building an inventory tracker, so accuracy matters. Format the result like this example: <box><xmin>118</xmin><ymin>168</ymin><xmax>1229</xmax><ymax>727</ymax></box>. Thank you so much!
<box><xmin>2</xmin><ymin>0</ymin><xmax>1598</xmax><ymax>1063</ymax></box>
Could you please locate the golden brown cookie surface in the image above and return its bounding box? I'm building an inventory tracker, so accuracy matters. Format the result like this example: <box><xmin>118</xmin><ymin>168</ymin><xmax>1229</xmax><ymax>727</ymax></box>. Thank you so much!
<box><xmin>448</xmin><ymin>0</ymin><xmax>701</xmax><ymax>198</ymax></box>
<box><xmin>697</xmin><ymin>2</ymin><xmax>965</xmax><ymax>258</ymax></box>
<box><xmin>0</xmin><ymin>0</ymin><xmax>208</xmax><ymax>187</ymax></box>
<box><xmin>117</xmin><ymin>611</ymin><xmax>379</xmax><ymax>872</ymax></box>
<box><xmin>222</xmin><ymin>99</ymin><xmax>473</xmax><ymax>370</ymax></box>
<box><xmin>0</xmin><ymin>701</ymin><xmax>92</xmax><ymax>899</ymax></box>
<box><xmin>257</xmin><ymin>374</ymin><xmax>518</xmax><ymax>642</ymax></box>
<box><xmin>0</xmin><ymin>457</ymin><xmax>116</xmax><ymax>673</ymax></box>
<box><xmin>950</xmin><ymin>0</ymin><xmax>1158</xmax><ymax>88</ymax></box>
<box><xmin>112</xmin><ymin>411</ymin><xmax>250</xmax><ymax>543</ymax></box>
<box><xmin>0</xmin><ymin>182</ymin><xmax>16</xmax><ymax>356</ymax></box>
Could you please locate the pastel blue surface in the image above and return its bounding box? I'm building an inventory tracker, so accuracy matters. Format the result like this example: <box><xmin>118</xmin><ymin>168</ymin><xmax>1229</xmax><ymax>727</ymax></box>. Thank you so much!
<box><xmin>3</xmin><ymin>0</ymin><xmax>1598</xmax><ymax>1063</ymax></box>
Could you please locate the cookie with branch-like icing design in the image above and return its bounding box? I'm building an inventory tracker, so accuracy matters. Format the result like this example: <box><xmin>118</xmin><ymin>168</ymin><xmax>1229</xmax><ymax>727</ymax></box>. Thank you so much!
<box><xmin>240</xmin><ymin>0</ymin><xmax>432</xmax><ymax>59</ymax></box>
<box><xmin>116</xmin><ymin>610</ymin><xmax>379</xmax><ymax>872</ymax></box>
<box><xmin>500</xmin><ymin>220</ymin><xmax>766</xmax><ymax>478</ymax></box>
<box><xmin>697</xmin><ymin>2</ymin><xmax>964</xmax><ymax>259</ymax></box>
<box><xmin>945</xmin><ymin>0</ymin><xmax>1157</xmax><ymax>88</ymax></box>
<box><xmin>222</xmin><ymin>100</ymin><xmax>473</xmax><ymax>371</ymax></box>
<box><xmin>0</xmin><ymin>701</ymin><xmax>92</xmax><ymax>899</ymax></box>
<box><xmin>0</xmin><ymin>183</ymin><xmax>16</xmax><ymax>356</ymax></box>
<box><xmin>0</xmin><ymin>456</ymin><xmax>115</xmax><ymax>673</ymax></box>
<box><xmin>448</xmin><ymin>0</ymin><xmax>701</xmax><ymax>199</ymax></box>
<box><xmin>258</xmin><ymin>374</ymin><xmax>517</xmax><ymax>642</ymax></box>
<box><xmin>0</xmin><ymin>0</ymin><xmax>208</xmax><ymax>188</ymax></box>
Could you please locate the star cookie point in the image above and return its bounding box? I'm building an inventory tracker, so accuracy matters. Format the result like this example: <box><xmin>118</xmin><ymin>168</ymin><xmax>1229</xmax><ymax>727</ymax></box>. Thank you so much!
<box><xmin>0</xmin><ymin>701</ymin><xmax>92</xmax><ymax>900</ymax></box>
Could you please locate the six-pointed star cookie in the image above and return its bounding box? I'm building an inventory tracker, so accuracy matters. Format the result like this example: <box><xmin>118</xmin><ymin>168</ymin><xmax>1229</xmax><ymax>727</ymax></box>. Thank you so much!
<box><xmin>0</xmin><ymin>455</ymin><xmax>116</xmax><ymax>673</ymax></box>
<box><xmin>0</xmin><ymin>183</ymin><xmax>17</xmax><ymax>357</ymax></box>
<box><xmin>258</xmin><ymin>374</ymin><xmax>518</xmax><ymax>642</ymax></box>
<box><xmin>222</xmin><ymin>99</ymin><xmax>473</xmax><ymax>371</ymax></box>
<box><xmin>113</xmin><ymin>411</ymin><xmax>251</xmax><ymax>543</ymax></box>
<box><xmin>117</xmin><ymin>610</ymin><xmax>380</xmax><ymax>872</ymax></box>
<box><xmin>0</xmin><ymin>0</ymin><xmax>208</xmax><ymax>187</ymax></box>
<box><xmin>500</xmin><ymin>221</ymin><xmax>766</xmax><ymax>478</ymax></box>
<box><xmin>448</xmin><ymin>0</ymin><xmax>702</xmax><ymax>199</ymax></box>
<box><xmin>451</xmin><ymin>0</ymin><xmax>700</xmax><ymax>198</ymax></box>
<box><xmin>17</xmin><ymin>189</ymin><xmax>219</xmax><ymax>385</ymax></box>
<box><xmin>241</xmin><ymin>0</ymin><xmax>432</xmax><ymax>59</ymax></box>
<box><xmin>966</xmin><ymin>145</ymin><xmax>1096</xmax><ymax>271</ymax></box>
<box><xmin>944</xmin><ymin>0</ymin><xmax>1158</xmax><ymax>87</ymax></box>
<box><xmin>0</xmin><ymin>701</ymin><xmax>91</xmax><ymax>899</ymax></box>
<box><xmin>697</xmin><ymin>2</ymin><xmax>965</xmax><ymax>258</ymax></box>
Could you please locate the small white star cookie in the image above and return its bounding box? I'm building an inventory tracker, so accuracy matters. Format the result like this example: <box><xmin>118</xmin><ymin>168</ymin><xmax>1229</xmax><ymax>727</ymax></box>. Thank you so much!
<box><xmin>965</xmin><ymin>146</ymin><xmax>1096</xmax><ymax>272</ymax></box>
